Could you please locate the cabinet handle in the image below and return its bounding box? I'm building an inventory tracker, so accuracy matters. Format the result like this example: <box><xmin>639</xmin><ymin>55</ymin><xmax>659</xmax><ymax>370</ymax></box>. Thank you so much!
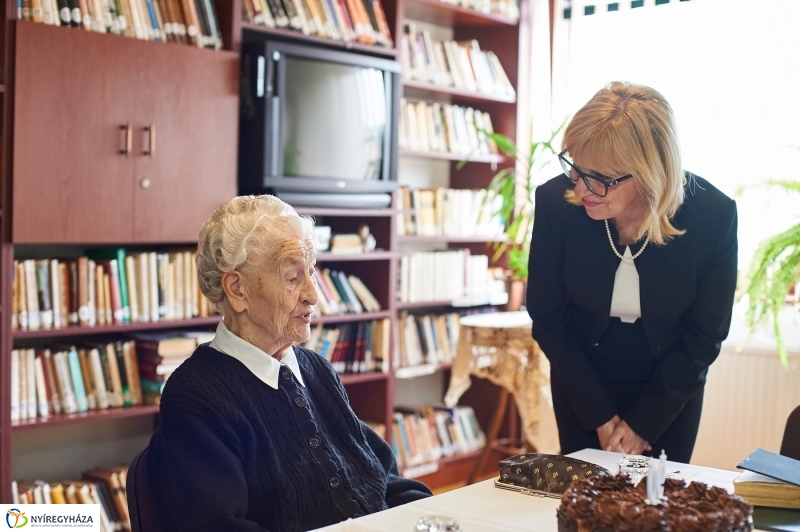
<box><xmin>120</xmin><ymin>122</ymin><xmax>132</xmax><ymax>156</ymax></box>
<box><xmin>144</xmin><ymin>124</ymin><xmax>156</xmax><ymax>157</ymax></box>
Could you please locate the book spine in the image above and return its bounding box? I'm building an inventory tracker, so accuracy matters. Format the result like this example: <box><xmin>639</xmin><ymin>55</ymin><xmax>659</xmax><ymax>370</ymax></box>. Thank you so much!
<box><xmin>54</xmin><ymin>351</ymin><xmax>78</xmax><ymax>414</ymax></box>
<box><xmin>15</xmin><ymin>262</ymin><xmax>26</xmax><ymax>331</ymax></box>
<box><xmin>10</xmin><ymin>350</ymin><xmax>20</xmax><ymax>422</ymax></box>
<box><xmin>114</xmin><ymin>341</ymin><xmax>133</xmax><ymax>406</ymax></box>
<box><xmin>77</xmin><ymin>349</ymin><xmax>97</xmax><ymax>410</ymax></box>
<box><xmin>89</xmin><ymin>348</ymin><xmax>111</xmax><ymax>409</ymax></box>
<box><xmin>67</xmin><ymin>347</ymin><xmax>89</xmax><ymax>413</ymax></box>
<box><xmin>43</xmin><ymin>350</ymin><xmax>63</xmax><ymax>415</ymax></box>
<box><xmin>34</xmin><ymin>353</ymin><xmax>51</xmax><ymax>418</ymax></box>
<box><xmin>115</xmin><ymin>250</ymin><xmax>131</xmax><ymax>323</ymax></box>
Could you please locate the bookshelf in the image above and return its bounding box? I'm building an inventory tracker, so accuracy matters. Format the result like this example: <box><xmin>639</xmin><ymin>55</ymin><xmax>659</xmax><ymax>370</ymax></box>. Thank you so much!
<box><xmin>0</xmin><ymin>0</ymin><xmax>239</xmax><ymax>503</ymax></box>
<box><xmin>392</xmin><ymin>0</ymin><xmax>527</xmax><ymax>490</ymax></box>
<box><xmin>0</xmin><ymin>0</ymin><xmax>530</xmax><ymax>506</ymax></box>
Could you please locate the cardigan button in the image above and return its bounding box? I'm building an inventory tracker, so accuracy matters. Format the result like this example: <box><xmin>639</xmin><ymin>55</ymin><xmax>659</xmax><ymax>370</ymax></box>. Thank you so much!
<box><xmin>281</xmin><ymin>368</ymin><xmax>292</xmax><ymax>380</ymax></box>
<box><xmin>294</xmin><ymin>396</ymin><xmax>306</xmax><ymax>408</ymax></box>
<box><xmin>309</xmin><ymin>437</ymin><xmax>321</xmax><ymax>449</ymax></box>
<box><xmin>329</xmin><ymin>476</ymin><xmax>341</xmax><ymax>488</ymax></box>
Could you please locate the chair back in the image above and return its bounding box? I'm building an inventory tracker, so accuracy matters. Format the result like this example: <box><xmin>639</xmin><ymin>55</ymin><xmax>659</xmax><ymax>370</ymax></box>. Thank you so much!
<box><xmin>127</xmin><ymin>447</ymin><xmax>166</xmax><ymax>532</ymax></box>
<box><xmin>780</xmin><ymin>405</ymin><xmax>800</xmax><ymax>461</ymax></box>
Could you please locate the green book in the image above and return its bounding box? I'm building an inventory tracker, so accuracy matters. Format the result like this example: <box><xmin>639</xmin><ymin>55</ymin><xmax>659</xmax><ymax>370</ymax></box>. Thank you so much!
<box><xmin>86</xmin><ymin>249</ymin><xmax>130</xmax><ymax>324</ymax></box>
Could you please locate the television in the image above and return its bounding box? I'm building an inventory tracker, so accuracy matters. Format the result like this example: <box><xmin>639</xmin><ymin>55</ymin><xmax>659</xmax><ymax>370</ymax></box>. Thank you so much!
<box><xmin>239</xmin><ymin>40</ymin><xmax>401</xmax><ymax>207</ymax></box>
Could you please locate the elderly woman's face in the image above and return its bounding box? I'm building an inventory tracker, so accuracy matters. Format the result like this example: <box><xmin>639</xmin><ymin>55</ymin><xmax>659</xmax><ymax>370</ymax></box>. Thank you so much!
<box><xmin>246</xmin><ymin>242</ymin><xmax>319</xmax><ymax>347</ymax></box>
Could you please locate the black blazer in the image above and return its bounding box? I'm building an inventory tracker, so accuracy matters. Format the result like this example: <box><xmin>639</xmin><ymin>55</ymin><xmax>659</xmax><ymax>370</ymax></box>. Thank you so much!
<box><xmin>526</xmin><ymin>174</ymin><xmax>738</xmax><ymax>443</ymax></box>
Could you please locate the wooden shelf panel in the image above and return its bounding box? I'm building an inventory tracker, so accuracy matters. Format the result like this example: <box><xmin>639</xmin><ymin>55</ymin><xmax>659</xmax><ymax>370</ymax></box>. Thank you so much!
<box><xmin>400</xmin><ymin>448</ymin><xmax>483</xmax><ymax>479</ymax></box>
<box><xmin>404</xmin><ymin>0</ymin><xmax>519</xmax><ymax>27</ymax></box>
<box><xmin>241</xmin><ymin>23</ymin><xmax>397</xmax><ymax>58</ymax></box>
<box><xmin>312</xmin><ymin>310</ymin><xmax>392</xmax><ymax>324</ymax></box>
<box><xmin>396</xmin><ymin>292</ymin><xmax>508</xmax><ymax>309</ymax></box>
<box><xmin>399</xmin><ymin>149</ymin><xmax>510</xmax><ymax>165</ymax></box>
<box><xmin>316</xmin><ymin>251</ymin><xmax>396</xmax><ymax>262</ymax></box>
<box><xmin>339</xmin><ymin>372</ymin><xmax>390</xmax><ymax>385</ymax></box>
<box><xmin>295</xmin><ymin>206</ymin><xmax>396</xmax><ymax>217</ymax></box>
<box><xmin>394</xmin><ymin>362</ymin><xmax>452</xmax><ymax>379</ymax></box>
<box><xmin>398</xmin><ymin>235</ymin><xmax>505</xmax><ymax>243</ymax></box>
<box><xmin>12</xmin><ymin>316</ymin><xmax>221</xmax><ymax>339</ymax></box>
<box><xmin>402</xmin><ymin>79</ymin><xmax>516</xmax><ymax>104</ymax></box>
<box><xmin>11</xmin><ymin>405</ymin><xmax>160</xmax><ymax>432</ymax></box>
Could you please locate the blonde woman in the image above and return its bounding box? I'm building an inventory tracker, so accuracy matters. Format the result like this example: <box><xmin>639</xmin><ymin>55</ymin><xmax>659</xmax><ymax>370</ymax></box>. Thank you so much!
<box><xmin>527</xmin><ymin>82</ymin><xmax>737</xmax><ymax>462</ymax></box>
<box><xmin>145</xmin><ymin>195</ymin><xmax>431</xmax><ymax>532</ymax></box>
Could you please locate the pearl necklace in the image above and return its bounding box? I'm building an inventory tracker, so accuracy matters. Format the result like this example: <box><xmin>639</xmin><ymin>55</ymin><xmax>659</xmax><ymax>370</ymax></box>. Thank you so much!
<box><xmin>605</xmin><ymin>219</ymin><xmax>649</xmax><ymax>263</ymax></box>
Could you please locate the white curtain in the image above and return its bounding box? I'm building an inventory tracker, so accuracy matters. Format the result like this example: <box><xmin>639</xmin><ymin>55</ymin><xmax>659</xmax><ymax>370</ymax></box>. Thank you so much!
<box><xmin>548</xmin><ymin>0</ymin><xmax>800</xmax><ymax>268</ymax></box>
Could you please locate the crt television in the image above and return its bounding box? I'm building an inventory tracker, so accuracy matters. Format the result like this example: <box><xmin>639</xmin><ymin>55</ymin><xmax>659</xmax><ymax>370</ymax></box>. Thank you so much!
<box><xmin>239</xmin><ymin>40</ymin><xmax>401</xmax><ymax>203</ymax></box>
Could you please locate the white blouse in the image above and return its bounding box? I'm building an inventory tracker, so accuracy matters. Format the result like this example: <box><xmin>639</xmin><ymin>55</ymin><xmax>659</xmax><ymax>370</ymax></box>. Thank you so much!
<box><xmin>609</xmin><ymin>246</ymin><xmax>642</xmax><ymax>323</ymax></box>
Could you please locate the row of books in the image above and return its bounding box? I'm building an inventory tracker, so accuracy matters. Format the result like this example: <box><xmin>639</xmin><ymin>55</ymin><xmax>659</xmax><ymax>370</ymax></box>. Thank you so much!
<box><xmin>19</xmin><ymin>0</ymin><xmax>223</xmax><ymax>49</ymax></box>
<box><xmin>396</xmin><ymin>185</ymin><xmax>505</xmax><ymax>238</ymax></box>
<box><xmin>392</xmin><ymin>405</ymin><xmax>486</xmax><ymax>472</ymax></box>
<box><xmin>11</xmin><ymin>343</ymin><xmax>142</xmax><ymax>421</ymax></box>
<box><xmin>10</xmin><ymin>331</ymin><xmax>211</xmax><ymax>421</ymax></box>
<box><xmin>399</xmin><ymin>98</ymin><xmax>499</xmax><ymax>157</ymax></box>
<box><xmin>12</xmin><ymin>250</ymin><xmax>214</xmax><ymax>332</ymax></box>
<box><xmin>313</xmin><ymin>268</ymin><xmax>382</xmax><ymax>316</ymax></box>
<box><xmin>242</xmin><ymin>0</ymin><xmax>392</xmax><ymax>47</ymax></box>
<box><xmin>302</xmin><ymin>318</ymin><xmax>390</xmax><ymax>374</ymax></box>
<box><xmin>396</xmin><ymin>311</ymin><xmax>460</xmax><ymax>369</ymax></box>
<box><xmin>401</xmin><ymin>27</ymin><xmax>515</xmax><ymax>99</ymax></box>
<box><xmin>13</xmin><ymin>466</ymin><xmax>131</xmax><ymax>532</ymax></box>
<box><xmin>398</xmin><ymin>250</ymin><xmax>506</xmax><ymax>303</ymax></box>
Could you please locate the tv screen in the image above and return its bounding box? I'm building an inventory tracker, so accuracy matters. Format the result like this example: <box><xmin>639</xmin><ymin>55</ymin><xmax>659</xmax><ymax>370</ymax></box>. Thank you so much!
<box><xmin>283</xmin><ymin>57</ymin><xmax>387</xmax><ymax>182</ymax></box>
<box><xmin>238</xmin><ymin>40</ymin><xmax>401</xmax><ymax>197</ymax></box>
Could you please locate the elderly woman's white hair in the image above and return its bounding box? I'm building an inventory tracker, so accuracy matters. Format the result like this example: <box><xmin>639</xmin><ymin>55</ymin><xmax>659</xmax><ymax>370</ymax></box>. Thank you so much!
<box><xmin>196</xmin><ymin>195</ymin><xmax>315</xmax><ymax>311</ymax></box>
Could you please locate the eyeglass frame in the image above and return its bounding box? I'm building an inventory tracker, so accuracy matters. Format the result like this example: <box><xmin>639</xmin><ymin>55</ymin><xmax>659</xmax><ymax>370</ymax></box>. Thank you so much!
<box><xmin>558</xmin><ymin>151</ymin><xmax>633</xmax><ymax>197</ymax></box>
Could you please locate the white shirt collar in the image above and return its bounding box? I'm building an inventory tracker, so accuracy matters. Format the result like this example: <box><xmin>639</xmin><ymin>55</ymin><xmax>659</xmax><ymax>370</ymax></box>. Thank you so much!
<box><xmin>208</xmin><ymin>320</ymin><xmax>305</xmax><ymax>389</ymax></box>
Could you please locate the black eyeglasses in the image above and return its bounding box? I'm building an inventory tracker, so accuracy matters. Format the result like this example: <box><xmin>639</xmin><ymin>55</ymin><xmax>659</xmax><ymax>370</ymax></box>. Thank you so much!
<box><xmin>558</xmin><ymin>152</ymin><xmax>633</xmax><ymax>197</ymax></box>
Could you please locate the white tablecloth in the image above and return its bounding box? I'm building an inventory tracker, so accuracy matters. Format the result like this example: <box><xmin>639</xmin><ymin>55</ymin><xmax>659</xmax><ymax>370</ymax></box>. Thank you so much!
<box><xmin>312</xmin><ymin>449</ymin><xmax>740</xmax><ymax>532</ymax></box>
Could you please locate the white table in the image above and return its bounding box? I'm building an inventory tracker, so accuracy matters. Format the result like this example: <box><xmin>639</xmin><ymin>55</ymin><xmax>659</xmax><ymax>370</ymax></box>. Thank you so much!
<box><xmin>312</xmin><ymin>449</ymin><xmax>740</xmax><ymax>532</ymax></box>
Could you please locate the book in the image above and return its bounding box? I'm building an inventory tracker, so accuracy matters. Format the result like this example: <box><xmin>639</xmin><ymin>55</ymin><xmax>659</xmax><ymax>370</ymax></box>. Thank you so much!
<box><xmin>43</xmin><ymin>349</ymin><xmax>64</xmax><ymax>415</ymax></box>
<box><xmin>735</xmin><ymin>448</ymin><xmax>800</xmax><ymax>509</ymax></box>
<box><xmin>113</xmin><ymin>341</ymin><xmax>133</xmax><ymax>406</ymax></box>
<box><xmin>752</xmin><ymin>507</ymin><xmax>800</xmax><ymax>532</ymax></box>
<box><xmin>10</xmin><ymin>350</ymin><xmax>20</xmax><ymax>421</ymax></box>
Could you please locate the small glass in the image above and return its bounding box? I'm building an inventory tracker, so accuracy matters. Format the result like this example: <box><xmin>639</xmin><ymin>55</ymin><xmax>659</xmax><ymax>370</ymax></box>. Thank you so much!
<box><xmin>618</xmin><ymin>455</ymin><xmax>651</xmax><ymax>485</ymax></box>
<box><xmin>415</xmin><ymin>516</ymin><xmax>461</xmax><ymax>532</ymax></box>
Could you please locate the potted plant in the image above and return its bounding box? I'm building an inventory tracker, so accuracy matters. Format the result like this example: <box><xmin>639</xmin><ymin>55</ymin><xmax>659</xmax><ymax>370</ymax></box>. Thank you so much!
<box><xmin>738</xmin><ymin>179</ymin><xmax>800</xmax><ymax>368</ymax></box>
<box><xmin>460</xmin><ymin>125</ymin><xmax>563</xmax><ymax>309</ymax></box>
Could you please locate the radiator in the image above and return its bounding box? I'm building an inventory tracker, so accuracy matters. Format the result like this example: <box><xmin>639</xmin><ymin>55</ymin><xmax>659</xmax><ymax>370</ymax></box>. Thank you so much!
<box><xmin>692</xmin><ymin>346</ymin><xmax>800</xmax><ymax>470</ymax></box>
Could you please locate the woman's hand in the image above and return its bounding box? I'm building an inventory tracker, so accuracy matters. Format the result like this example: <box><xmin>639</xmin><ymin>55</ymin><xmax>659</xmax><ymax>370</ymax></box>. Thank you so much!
<box><xmin>596</xmin><ymin>415</ymin><xmax>621</xmax><ymax>451</ymax></box>
<box><xmin>606</xmin><ymin>420</ymin><xmax>652</xmax><ymax>455</ymax></box>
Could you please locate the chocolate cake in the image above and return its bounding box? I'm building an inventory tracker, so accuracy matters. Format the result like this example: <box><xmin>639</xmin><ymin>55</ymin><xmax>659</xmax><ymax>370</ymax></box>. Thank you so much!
<box><xmin>557</xmin><ymin>473</ymin><xmax>753</xmax><ymax>532</ymax></box>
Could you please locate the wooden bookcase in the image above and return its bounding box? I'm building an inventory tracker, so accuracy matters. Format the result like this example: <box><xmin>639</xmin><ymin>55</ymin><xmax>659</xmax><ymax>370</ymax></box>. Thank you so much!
<box><xmin>0</xmin><ymin>0</ymin><xmax>530</xmax><ymax>504</ymax></box>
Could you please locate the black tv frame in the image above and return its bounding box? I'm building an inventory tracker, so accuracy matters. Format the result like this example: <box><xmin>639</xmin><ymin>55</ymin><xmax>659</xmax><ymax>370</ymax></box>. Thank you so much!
<box><xmin>238</xmin><ymin>39</ymin><xmax>401</xmax><ymax>195</ymax></box>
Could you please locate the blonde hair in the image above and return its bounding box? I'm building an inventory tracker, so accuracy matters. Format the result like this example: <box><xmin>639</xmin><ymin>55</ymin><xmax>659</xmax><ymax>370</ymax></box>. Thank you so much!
<box><xmin>196</xmin><ymin>195</ymin><xmax>315</xmax><ymax>311</ymax></box>
<box><xmin>563</xmin><ymin>81</ymin><xmax>685</xmax><ymax>245</ymax></box>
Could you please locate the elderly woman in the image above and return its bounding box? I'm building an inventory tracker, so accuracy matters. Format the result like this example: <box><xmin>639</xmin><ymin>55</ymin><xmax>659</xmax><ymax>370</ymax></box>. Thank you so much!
<box><xmin>527</xmin><ymin>82</ymin><xmax>738</xmax><ymax>463</ymax></box>
<box><xmin>146</xmin><ymin>195</ymin><xmax>431</xmax><ymax>531</ymax></box>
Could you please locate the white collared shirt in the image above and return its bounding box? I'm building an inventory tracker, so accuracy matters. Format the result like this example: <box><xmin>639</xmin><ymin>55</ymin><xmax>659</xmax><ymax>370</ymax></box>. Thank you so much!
<box><xmin>209</xmin><ymin>320</ymin><xmax>305</xmax><ymax>389</ymax></box>
<box><xmin>609</xmin><ymin>246</ymin><xmax>642</xmax><ymax>324</ymax></box>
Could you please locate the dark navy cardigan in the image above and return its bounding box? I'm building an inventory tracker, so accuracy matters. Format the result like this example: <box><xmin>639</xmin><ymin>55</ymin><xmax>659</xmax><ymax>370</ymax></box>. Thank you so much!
<box><xmin>146</xmin><ymin>344</ymin><xmax>431</xmax><ymax>531</ymax></box>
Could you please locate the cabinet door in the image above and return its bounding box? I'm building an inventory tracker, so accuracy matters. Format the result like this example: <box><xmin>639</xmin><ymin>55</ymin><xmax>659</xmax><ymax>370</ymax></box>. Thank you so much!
<box><xmin>13</xmin><ymin>22</ymin><xmax>137</xmax><ymax>243</ymax></box>
<box><xmin>132</xmin><ymin>45</ymin><xmax>239</xmax><ymax>243</ymax></box>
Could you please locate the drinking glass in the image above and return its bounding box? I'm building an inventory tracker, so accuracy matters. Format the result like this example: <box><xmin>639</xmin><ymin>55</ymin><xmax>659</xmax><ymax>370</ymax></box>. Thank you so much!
<box><xmin>618</xmin><ymin>455</ymin><xmax>651</xmax><ymax>485</ymax></box>
<box><xmin>415</xmin><ymin>516</ymin><xmax>461</xmax><ymax>532</ymax></box>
